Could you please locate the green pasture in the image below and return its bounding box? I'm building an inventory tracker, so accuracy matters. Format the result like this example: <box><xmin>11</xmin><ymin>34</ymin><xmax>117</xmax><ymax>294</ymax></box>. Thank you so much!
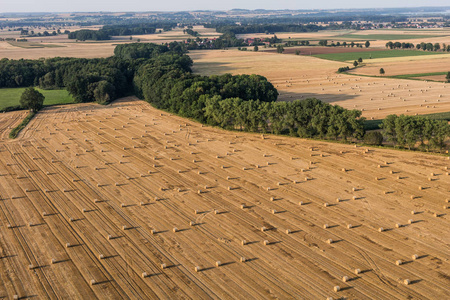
<box><xmin>0</xmin><ymin>87</ymin><xmax>74</xmax><ymax>111</ymax></box>
<box><xmin>314</xmin><ymin>49</ymin><xmax>446</xmax><ymax>62</ymax></box>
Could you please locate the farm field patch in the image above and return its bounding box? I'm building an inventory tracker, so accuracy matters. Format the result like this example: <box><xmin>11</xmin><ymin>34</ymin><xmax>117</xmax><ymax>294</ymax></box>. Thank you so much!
<box><xmin>348</xmin><ymin>57</ymin><xmax>450</xmax><ymax>77</ymax></box>
<box><xmin>0</xmin><ymin>97</ymin><xmax>448</xmax><ymax>299</ymax></box>
<box><xmin>0</xmin><ymin>88</ymin><xmax>74</xmax><ymax>110</ymax></box>
<box><xmin>313</xmin><ymin>50</ymin><xmax>444</xmax><ymax>62</ymax></box>
<box><xmin>7</xmin><ymin>42</ymin><xmax>66</xmax><ymax>49</ymax></box>
<box><xmin>262</xmin><ymin>46</ymin><xmax>387</xmax><ymax>56</ymax></box>
<box><xmin>336</xmin><ymin>34</ymin><xmax>447</xmax><ymax>40</ymax></box>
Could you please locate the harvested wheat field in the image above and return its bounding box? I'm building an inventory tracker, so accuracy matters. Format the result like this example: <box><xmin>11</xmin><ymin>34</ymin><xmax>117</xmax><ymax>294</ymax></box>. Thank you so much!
<box><xmin>348</xmin><ymin>56</ymin><xmax>450</xmax><ymax>77</ymax></box>
<box><xmin>0</xmin><ymin>41</ymin><xmax>116</xmax><ymax>60</ymax></box>
<box><xmin>190</xmin><ymin>50</ymin><xmax>450</xmax><ymax>120</ymax></box>
<box><xmin>0</xmin><ymin>110</ymin><xmax>28</xmax><ymax>140</ymax></box>
<box><xmin>0</xmin><ymin>97</ymin><xmax>448</xmax><ymax>299</ymax></box>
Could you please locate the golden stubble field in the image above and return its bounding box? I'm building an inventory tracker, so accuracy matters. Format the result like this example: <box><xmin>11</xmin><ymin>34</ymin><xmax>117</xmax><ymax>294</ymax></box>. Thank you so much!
<box><xmin>348</xmin><ymin>55</ymin><xmax>450</xmax><ymax>76</ymax></box>
<box><xmin>190</xmin><ymin>50</ymin><xmax>450</xmax><ymax>120</ymax></box>
<box><xmin>0</xmin><ymin>98</ymin><xmax>448</xmax><ymax>299</ymax></box>
<box><xmin>0</xmin><ymin>26</ymin><xmax>220</xmax><ymax>60</ymax></box>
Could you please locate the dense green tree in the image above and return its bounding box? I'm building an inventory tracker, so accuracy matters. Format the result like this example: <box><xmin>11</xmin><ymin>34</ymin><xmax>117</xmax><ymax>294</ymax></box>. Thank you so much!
<box><xmin>433</xmin><ymin>43</ymin><xmax>441</xmax><ymax>51</ymax></box>
<box><xmin>276</xmin><ymin>45</ymin><xmax>284</xmax><ymax>53</ymax></box>
<box><xmin>20</xmin><ymin>87</ymin><xmax>44</xmax><ymax>112</ymax></box>
<box><xmin>93</xmin><ymin>80</ymin><xmax>116</xmax><ymax>104</ymax></box>
<box><xmin>379</xmin><ymin>68</ymin><xmax>385</xmax><ymax>75</ymax></box>
<box><xmin>365</xmin><ymin>40</ymin><xmax>370</xmax><ymax>48</ymax></box>
<box><xmin>363</xmin><ymin>131</ymin><xmax>383</xmax><ymax>145</ymax></box>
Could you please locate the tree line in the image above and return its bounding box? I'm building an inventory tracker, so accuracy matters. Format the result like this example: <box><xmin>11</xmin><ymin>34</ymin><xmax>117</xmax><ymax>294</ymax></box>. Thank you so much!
<box><xmin>68</xmin><ymin>22</ymin><xmax>176</xmax><ymax>41</ymax></box>
<box><xmin>385</xmin><ymin>41</ymin><xmax>450</xmax><ymax>52</ymax></box>
<box><xmin>381</xmin><ymin>114</ymin><xmax>449</xmax><ymax>151</ymax></box>
<box><xmin>207</xmin><ymin>24</ymin><xmax>323</xmax><ymax>35</ymax></box>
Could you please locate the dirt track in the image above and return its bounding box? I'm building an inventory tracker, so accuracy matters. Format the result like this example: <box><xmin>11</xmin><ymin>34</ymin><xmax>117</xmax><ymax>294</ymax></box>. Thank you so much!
<box><xmin>0</xmin><ymin>98</ymin><xmax>448</xmax><ymax>299</ymax></box>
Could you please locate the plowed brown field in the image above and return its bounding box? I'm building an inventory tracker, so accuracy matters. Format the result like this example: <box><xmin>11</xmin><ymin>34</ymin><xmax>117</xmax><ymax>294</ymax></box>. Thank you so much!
<box><xmin>0</xmin><ymin>97</ymin><xmax>448</xmax><ymax>299</ymax></box>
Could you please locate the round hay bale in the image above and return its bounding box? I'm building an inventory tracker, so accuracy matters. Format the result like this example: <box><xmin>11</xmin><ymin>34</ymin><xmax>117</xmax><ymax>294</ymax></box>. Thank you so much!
<box><xmin>327</xmin><ymin>239</ymin><xmax>333</xmax><ymax>244</ymax></box>
<box><xmin>342</xmin><ymin>276</ymin><xmax>349</xmax><ymax>282</ymax></box>
<box><xmin>404</xmin><ymin>279</ymin><xmax>410</xmax><ymax>285</ymax></box>
<box><xmin>323</xmin><ymin>224</ymin><xmax>329</xmax><ymax>229</ymax></box>
<box><xmin>378</xmin><ymin>227</ymin><xmax>384</xmax><ymax>232</ymax></box>
<box><xmin>333</xmin><ymin>286</ymin><xmax>340</xmax><ymax>292</ymax></box>
<box><xmin>354</xmin><ymin>268</ymin><xmax>361</xmax><ymax>275</ymax></box>
<box><xmin>412</xmin><ymin>254</ymin><xmax>419</xmax><ymax>260</ymax></box>
<box><xmin>396</xmin><ymin>260</ymin><xmax>402</xmax><ymax>266</ymax></box>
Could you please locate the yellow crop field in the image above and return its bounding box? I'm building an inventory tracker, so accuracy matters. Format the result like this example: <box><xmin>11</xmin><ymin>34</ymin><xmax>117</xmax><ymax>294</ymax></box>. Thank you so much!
<box><xmin>0</xmin><ymin>98</ymin><xmax>448</xmax><ymax>299</ymax></box>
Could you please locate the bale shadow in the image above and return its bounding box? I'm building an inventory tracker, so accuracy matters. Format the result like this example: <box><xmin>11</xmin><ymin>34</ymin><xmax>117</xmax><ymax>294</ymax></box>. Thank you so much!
<box><xmin>220</xmin><ymin>261</ymin><xmax>235</xmax><ymax>267</ymax></box>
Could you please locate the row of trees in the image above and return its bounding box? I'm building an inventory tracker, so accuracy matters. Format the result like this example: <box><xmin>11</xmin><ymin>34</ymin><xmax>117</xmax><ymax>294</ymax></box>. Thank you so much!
<box><xmin>203</xmin><ymin>97</ymin><xmax>364</xmax><ymax>139</ymax></box>
<box><xmin>381</xmin><ymin>114</ymin><xmax>450</xmax><ymax>150</ymax></box>
<box><xmin>209</xmin><ymin>24</ymin><xmax>323</xmax><ymax>35</ymax></box>
<box><xmin>68</xmin><ymin>22</ymin><xmax>177</xmax><ymax>41</ymax></box>
<box><xmin>385</xmin><ymin>41</ymin><xmax>450</xmax><ymax>52</ymax></box>
<box><xmin>319</xmin><ymin>40</ymin><xmax>370</xmax><ymax>48</ymax></box>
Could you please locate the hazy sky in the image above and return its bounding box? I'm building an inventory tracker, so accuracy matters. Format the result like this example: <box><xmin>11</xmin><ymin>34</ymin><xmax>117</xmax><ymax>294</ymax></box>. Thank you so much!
<box><xmin>0</xmin><ymin>0</ymin><xmax>449</xmax><ymax>13</ymax></box>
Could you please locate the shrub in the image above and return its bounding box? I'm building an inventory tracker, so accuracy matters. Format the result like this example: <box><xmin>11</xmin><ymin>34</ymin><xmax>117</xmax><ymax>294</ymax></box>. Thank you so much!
<box><xmin>363</xmin><ymin>131</ymin><xmax>383</xmax><ymax>145</ymax></box>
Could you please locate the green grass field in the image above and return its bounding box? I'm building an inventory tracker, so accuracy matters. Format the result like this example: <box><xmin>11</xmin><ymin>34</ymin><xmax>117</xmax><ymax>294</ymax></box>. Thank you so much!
<box><xmin>8</xmin><ymin>42</ymin><xmax>65</xmax><ymax>48</ymax></box>
<box><xmin>364</xmin><ymin>111</ymin><xmax>450</xmax><ymax>131</ymax></box>
<box><xmin>314</xmin><ymin>50</ymin><xmax>446</xmax><ymax>62</ymax></box>
<box><xmin>390</xmin><ymin>72</ymin><xmax>447</xmax><ymax>79</ymax></box>
<box><xmin>335</xmin><ymin>34</ymin><xmax>445</xmax><ymax>40</ymax></box>
<box><xmin>0</xmin><ymin>88</ymin><xmax>74</xmax><ymax>111</ymax></box>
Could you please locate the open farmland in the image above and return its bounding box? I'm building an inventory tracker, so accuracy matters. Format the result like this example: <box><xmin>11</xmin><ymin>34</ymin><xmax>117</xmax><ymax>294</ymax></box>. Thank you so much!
<box><xmin>0</xmin><ymin>26</ymin><xmax>219</xmax><ymax>60</ymax></box>
<box><xmin>348</xmin><ymin>56</ymin><xmax>450</xmax><ymax>77</ymax></box>
<box><xmin>262</xmin><ymin>46</ymin><xmax>387</xmax><ymax>56</ymax></box>
<box><xmin>312</xmin><ymin>49</ymin><xmax>444</xmax><ymax>62</ymax></box>
<box><xmin>0</xmin><ymin>41</ymin><xmax>116</xmax><ymax>59</ymax></box>
<box><xmin>0</xmin><ymin>110</ymin><xmax>27</xmax><ymax>140</ymax></box>
<box><xmin>190</xmin><ymin>50</ymin><xmax>450</xmax><ymax>120</ymax></box>
<box><xmin>0</xmin><ymin>97</ymin><xmax>448</xmax><ymax>298</ymax></box>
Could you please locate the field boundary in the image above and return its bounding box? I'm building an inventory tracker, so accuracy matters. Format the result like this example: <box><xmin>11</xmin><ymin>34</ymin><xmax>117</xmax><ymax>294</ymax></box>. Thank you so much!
<box><xmin>341</xmin><ymin>70</ymin><xmax>449</xmax><ymax>83</ymax></box>
<box><xmin>9</xmin><ymin>111</ymin><xmax>35</xmax><ymax>139</ymax></box>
